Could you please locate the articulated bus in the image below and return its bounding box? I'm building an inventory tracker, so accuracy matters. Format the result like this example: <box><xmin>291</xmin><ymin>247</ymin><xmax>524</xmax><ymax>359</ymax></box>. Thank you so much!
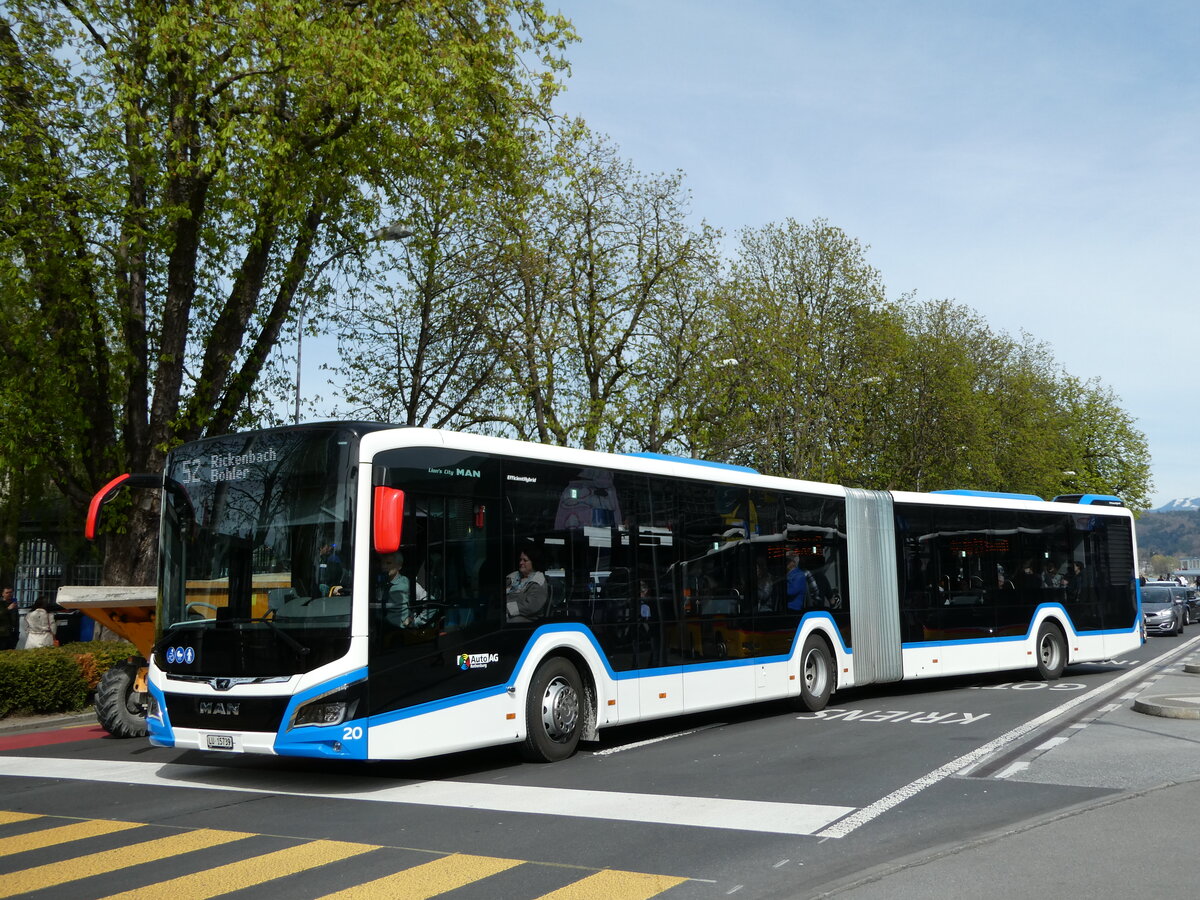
<box><xmin>88</xmin><ymin>424</ymin><xmax>1143</xmax><ymax>762</ymax></box>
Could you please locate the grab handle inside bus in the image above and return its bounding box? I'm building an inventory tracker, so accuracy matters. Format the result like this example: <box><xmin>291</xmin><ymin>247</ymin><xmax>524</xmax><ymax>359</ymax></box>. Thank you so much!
<box><xmin>373</xmin><ymin>486</ymin><xmax>405</xmax><ymax>553</ymax></box>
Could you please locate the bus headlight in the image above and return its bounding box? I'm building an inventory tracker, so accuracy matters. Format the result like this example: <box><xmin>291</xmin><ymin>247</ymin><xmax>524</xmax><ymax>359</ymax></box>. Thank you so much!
<box><xmin>146</xmin><ymin>693</ymin><xmax>162</xmax><ymax>722</ymax></box>
<box><xmin>289</xmin><ymin>685</ymin><xmax>361</xmax><ymax>730</ymax></box>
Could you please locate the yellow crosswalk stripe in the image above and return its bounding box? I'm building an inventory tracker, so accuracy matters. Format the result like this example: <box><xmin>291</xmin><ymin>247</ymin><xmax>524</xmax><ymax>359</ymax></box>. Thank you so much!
<box><xmin>0</xmin><ymin>818</ymin><xmax>143</xmax><ymax>857</ymax></box>
<box><xmin>0</xmin><ymin>812</ymin><xmax>688</xmax><ymax>899</ymax></box>
<box><xmin>97</xmin><ymin>839</ymin><xmax>379</xmax><ymax>900</ymax></box>
<box><xmin>535</xmin><ymin>868</ymin><xmax>689</xmax><ymax>900</ymax></box>
<box><xmin>0</xmin><ymin>828</ymin><xmax>253</xmax><ymax>899</ymax></box>
<box><xmin>315</xmin><ymin>852</ymin><xmax>524</xmax><ymax>899</ymax></box>
<box><xmin>0</xmin><ymin>812</ymin><xmax>42</xmax><ymax>826</ymax></box>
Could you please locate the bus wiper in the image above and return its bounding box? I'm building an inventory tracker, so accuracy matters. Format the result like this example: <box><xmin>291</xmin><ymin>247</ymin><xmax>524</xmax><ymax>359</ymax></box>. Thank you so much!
<box><xmin>219</xmin><ymin>616</ymin><xmax>311</xmax><ymax>656</ymax></box>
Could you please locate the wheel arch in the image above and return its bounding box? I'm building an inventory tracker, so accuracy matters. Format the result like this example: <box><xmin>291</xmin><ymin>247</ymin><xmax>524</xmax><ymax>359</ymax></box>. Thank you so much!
<box><xmin>516</xmin><ymin>634</ymin><xmax>602</xmax><ymax>743</ymax></box>
<box><xmin>1028</xmin><ymin>606</ymin><xmax>1074</xmax><ymax>663</ymax></box>
<box><xmin>792</xmin><ymin>619</ymin><xmax>843</xmax><ymax>698</ymax></box>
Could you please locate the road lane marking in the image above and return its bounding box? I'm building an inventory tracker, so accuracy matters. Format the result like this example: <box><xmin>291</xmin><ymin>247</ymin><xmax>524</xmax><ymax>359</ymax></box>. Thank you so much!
<box><xmin>591</xmin><ymin>725</ymin><xmax>718</xmax><ymax>756</ymax></box>
<box><xmin>0</xmin><ymin>757</ymin><xmax>853</xmax><ymax>837</ymax></box>
<box><xmin>0</xmin><ymin>828</ymin><xmax>252</xmax><ymax>898</ymax></box>
<box><xmin>816</xmin><ymin>647</ymin><xmax>1189</xmax><ymax>839</ymax></box>
<box><xmin>97</xmin><ymin>839</ymin><xmax>378</xmax><ymax>900</ymax></box>
<box><xmin>993</xmin><ymin>761</ymin><xmax>1030</xmax><ymax>779</ymax></box>
<box><xmin>315</xmin><ymin>853</ymin><xmax>523</xmax><ymax>899</ymax></box>
<box><xmin>1034</xmin><ymin>737</ymin><xmax>1069</xmax><ymax>751</ymax></box>
<box><xmin>0</xmin><ymin>818</ymin><xmax>143</xmax><ymax>856</ymax></box>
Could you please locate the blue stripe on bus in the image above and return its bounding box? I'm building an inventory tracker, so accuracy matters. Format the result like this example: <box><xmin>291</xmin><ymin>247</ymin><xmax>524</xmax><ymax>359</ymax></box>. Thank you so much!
<box><xmin>366</xmin><ymin>613</ymin><xmax>852</xmax><ymax>728</ymax></box>
<box><xmin>146</xmin><ymin>680</ymin><xmax>175</xmax><ymax>748</ymax></box>
<box><xmin>272</xmin><ymin>666</ymin><xmax>371</xmax><ymax>759</ymax></box>
<box><xmin>899</xmin><ymin>602</ymin><xmax>1141</xmax><ymax>649</ymax></box>
<box><xmin>932</xmin><ymin>489</ymin><xmax>1045</xmax><ymax>502</ymax></box>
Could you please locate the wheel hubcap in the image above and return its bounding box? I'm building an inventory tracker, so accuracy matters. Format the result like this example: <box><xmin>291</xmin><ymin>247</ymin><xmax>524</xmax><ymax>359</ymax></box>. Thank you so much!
<box><xmin>1040</xmin><ymin>636</ymin><xmax>1059</xmax><ymax>668</ymax></box>
<box><xmin>804</xmin><ymin>649</ymin><xmax>827</xmax><ymax>694</ymax></box>
<box><xmin>540</xmin><ymin>676</ymin><xmax>579</xmax><ymax>743</ymax></box>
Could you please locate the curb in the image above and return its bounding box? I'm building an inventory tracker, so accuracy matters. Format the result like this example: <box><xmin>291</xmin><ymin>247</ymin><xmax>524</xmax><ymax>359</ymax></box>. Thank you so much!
<box><xmin>1131</xmin><ymin>659</ymin><xmax>1200</xmax><ymax>719</ymax></box>
<box><xmin>0</xmin><ymin>710</ymin><xmax>98</xmax><ymax>735</ymax></box>
<box><xmin>1132</xmin><ymin>696</ymin><xmax>1200</xmax><ymax>719</ymax></box>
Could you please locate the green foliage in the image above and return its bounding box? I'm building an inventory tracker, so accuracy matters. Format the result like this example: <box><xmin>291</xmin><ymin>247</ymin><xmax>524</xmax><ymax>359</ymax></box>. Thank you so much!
<box><xmin>0</xmin><ymin>641</ymin><xmax>139</xmax><ymax>717</ymax></box>
<box><xmin>0</xmin><ymin>1</ymin><xmax>1154</xmax><ymax>532</ymax></box>
<box><xmin>690</xmin><ymin>218</ymin><xmax>897</xmax><ymax>481</ymax></box>
<box><xmin>337</xmin><ymin>125</ymin><xmax>721</xmax><ymax>452</ymax></box>
<box><xmin>0</xmin><ymin>0</ymin><xmax>575</xmax><ymax>582</ymax></box>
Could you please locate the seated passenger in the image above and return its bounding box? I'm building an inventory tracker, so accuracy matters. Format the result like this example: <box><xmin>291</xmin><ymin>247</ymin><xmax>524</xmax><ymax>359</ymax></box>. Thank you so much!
<box><xmin>381</xmin><ymin>551</ymin><xmax>436</xmax><ymax>628</ymax></box>
<box><xmin>506</xmin><ymin>550</ymin><xmax>548</xmax><ymax>622</ymax></box>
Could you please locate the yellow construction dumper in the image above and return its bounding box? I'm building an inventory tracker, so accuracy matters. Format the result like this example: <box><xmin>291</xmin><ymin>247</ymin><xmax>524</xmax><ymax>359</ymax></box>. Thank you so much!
<box><xmin>55</xmin><ymin>585</ymin><xmax>156</xmax><ymax>738</ymax></box>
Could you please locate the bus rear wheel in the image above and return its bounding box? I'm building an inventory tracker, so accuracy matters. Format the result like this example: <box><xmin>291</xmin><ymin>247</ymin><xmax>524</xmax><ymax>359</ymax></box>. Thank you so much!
<box><xmin>520</xmin><ymin>658</ymin><xmax>583</xmax><ymax>762</ymax></box>
<box><xmin>1034</xmin><ymin>623</ymin><xmax>1066</xmax><ymax>680</ymax></box>
<box><xmin>796</xmin><ymin>634</ymin><xmax>833</xmax><ymax>712</ymax></box>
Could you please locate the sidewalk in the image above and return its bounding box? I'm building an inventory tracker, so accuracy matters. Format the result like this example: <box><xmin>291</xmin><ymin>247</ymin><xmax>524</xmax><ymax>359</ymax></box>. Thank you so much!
<box><xmin>821</xmin><ymin>639</ymin><xmax>1200</xmax><ymax>898</ymax></box>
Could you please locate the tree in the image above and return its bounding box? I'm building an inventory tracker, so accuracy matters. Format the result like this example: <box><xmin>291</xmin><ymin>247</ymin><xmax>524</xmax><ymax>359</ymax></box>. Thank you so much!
<box><xmin>1056</xmin><ymin>376</ymin><xmax>1153</xmax><ymax>509</ymax></box>
<box><xmin>329</xmin><ymin>169</ymin><xmax>511</xmax><ymax>430</ymax></box>
<box><xmin>695</xmin><ymin>218</ymin><xmax>896</xmax><ymax>481</ymax></box>
<box><xmin>479</xmin><ymin>128</ymin><xmax>717</xmax><ymax>450</ymax></box>
<box><xmin>0</xmin><ymin>1</ymin><xmax>573</xmax><ymax>582</ymax></box>
<box><xmin>1148</xmin><ymin>554</ymin><xmax>1179</xmax><ymax>579</ymax></box>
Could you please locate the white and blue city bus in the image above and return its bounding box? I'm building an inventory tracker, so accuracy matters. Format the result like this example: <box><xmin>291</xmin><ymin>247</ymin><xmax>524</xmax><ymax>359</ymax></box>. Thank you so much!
<box><xmin>86</xmin><ymin>423</ymin><xmax>1143</xmax><ymax>762</ymax></box>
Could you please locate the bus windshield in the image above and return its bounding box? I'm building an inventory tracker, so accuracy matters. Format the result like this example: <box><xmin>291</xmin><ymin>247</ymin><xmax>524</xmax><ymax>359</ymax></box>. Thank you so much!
<box><xmin>157</xmin><ymin>426</ymin><xmax>359</xmax><ymax>677</ymax></box>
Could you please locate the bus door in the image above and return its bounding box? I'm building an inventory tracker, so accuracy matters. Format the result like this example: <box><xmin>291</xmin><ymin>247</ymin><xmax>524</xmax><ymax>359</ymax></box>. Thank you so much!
<box><xmin>367</xmin><ymin>475</ymin><xmax>506</xmax><ymax>723</ymax></box>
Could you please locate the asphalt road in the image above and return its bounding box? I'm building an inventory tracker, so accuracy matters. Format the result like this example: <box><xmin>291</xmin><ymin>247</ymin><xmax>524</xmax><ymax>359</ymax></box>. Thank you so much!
<box><xmin>3</xmin><ymin>631</ymin><xmax>1199</xmax><ymax>899</ymax></box>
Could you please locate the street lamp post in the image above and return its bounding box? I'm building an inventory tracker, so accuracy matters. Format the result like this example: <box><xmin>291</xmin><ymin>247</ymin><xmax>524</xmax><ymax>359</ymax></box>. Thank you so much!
<box><xmin>293</xmin><ymin>223</ymin><xmax>413</xmax><ymax>424</ymax></box>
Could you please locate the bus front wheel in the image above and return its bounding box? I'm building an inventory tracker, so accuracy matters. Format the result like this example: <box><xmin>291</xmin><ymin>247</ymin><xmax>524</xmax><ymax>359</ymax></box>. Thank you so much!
<box><xmin>1034</xmin><ymin>623</ymin><xmax>1066</xmax><ymax>680</ymax></box>
<box><xmin>797</xmin><ymin>634</ymin><xmax>833</xmax><ymax>712</ymax></box>
<box><xmin>520</xmin><ymin>657</ymin><xmax>583</xmax><ymax>763</ymax></box>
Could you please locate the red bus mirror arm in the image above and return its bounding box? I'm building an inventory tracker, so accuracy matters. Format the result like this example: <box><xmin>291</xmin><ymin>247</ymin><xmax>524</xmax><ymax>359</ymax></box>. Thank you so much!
<box><xmin>85</xmin><ymin>473</ymin><xmax>163</xmax><ymax>540</ymax></box>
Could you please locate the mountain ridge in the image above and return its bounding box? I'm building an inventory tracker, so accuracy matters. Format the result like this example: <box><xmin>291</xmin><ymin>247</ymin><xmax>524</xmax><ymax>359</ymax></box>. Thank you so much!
<box><xmin>1155</xmin><ymin>497</ymin><xmax>1200</xmax><ymax>512</ymax></box>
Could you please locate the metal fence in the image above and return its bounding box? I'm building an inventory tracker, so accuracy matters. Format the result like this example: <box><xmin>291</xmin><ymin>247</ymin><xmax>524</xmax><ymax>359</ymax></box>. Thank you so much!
<box><xmin>13</xmin><ymin>538</ymin><xmax>101</xmax><ymax>609</ymax></box>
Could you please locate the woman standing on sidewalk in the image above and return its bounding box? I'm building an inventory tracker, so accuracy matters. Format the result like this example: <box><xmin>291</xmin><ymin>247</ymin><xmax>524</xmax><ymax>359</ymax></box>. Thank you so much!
<box><xmin>23</xmin><ymin>595</ymin><xmax>56</xmax><ymax>649</ymax></box>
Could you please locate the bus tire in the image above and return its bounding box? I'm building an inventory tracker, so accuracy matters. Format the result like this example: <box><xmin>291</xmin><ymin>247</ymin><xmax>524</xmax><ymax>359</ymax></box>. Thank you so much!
<box><xmin>95</xmin><ymin>662</ymin><xmax>148</xmax><ymax>739</ymax></box>
<box><xmin>1034</xmin><ymin>623</ymin><xmax>1066</xmax><ymax>680</ymax></box>
<box><xmin>796</xmin><ymin>634</ymin><xmax>833</xmax><ymax>712</ymax></box>
<box><xmin>520</xmin><ymin>657</ymin><xmax>583</xmax><ymax>763</ymax></box>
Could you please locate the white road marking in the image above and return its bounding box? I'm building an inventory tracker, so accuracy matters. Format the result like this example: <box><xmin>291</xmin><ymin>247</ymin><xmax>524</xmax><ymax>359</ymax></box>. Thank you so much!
<box><xmin>816</xmin><ymin>651</ymin><xmax>1180</xmax><ymax>839</ymax></box>
<box><xmin>993</xmin><ymin>762</ymin><xmax>1030</xmax><ymax>779</ymax></box>
<box><xmin>1034</xmin><ymin>736</ymin><xmax>1069</xmax><ymax>751</ymax></box>
<box><xmin>591</xmin><ymin>725</ymin><xmax>719</xmax><ymax>756</ymax></box>
<box><xmin>0</xmin><ymin>756</ymin><xmax>854</xmax><ymax>837</ymax></box>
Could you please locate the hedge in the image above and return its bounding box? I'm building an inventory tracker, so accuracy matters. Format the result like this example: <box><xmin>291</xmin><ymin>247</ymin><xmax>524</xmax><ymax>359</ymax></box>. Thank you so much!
<box><xmin>0</xmin><ymin>641</ymin><xmax>140</xmax><ymax>718</ymax></box>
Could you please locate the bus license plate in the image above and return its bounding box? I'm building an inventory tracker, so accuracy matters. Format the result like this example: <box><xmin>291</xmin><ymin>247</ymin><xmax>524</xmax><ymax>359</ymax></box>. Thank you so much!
<box><xmin>206</xmin><ymin>734</ymin><xmax>235</xmax><ymax>750</ymax></box>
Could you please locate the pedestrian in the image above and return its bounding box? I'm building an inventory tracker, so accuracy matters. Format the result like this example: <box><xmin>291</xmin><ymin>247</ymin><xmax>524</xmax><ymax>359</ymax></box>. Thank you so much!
<box><xmin>2</xmin><ymin>586</ymin><xmax>17</xmax><ymax>650</ymax></box>
<box><xmin>24</xmin><ymin>594</ymin><xmax>57</xmax><ymax>649</ymax></box>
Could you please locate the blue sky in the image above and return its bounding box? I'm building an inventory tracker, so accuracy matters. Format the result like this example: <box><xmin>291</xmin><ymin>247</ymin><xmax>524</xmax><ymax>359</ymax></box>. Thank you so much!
<box><xmin>549</xmin><ymin>0</ymin><xmax>1199</xmax><ymax>506</ymax></box>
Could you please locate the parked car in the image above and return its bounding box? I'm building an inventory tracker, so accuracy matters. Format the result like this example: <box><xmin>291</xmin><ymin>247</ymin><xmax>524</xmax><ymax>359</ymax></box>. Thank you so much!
<box><xmin>1184</xmin><ymin>586</ymin><xmax>1200</xmax><ymax>625</ymax></box>
<box><xmin>1141</xmin><ymin>582</ymin><xmax>1188</xmax><ymax>635</ymax></box>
